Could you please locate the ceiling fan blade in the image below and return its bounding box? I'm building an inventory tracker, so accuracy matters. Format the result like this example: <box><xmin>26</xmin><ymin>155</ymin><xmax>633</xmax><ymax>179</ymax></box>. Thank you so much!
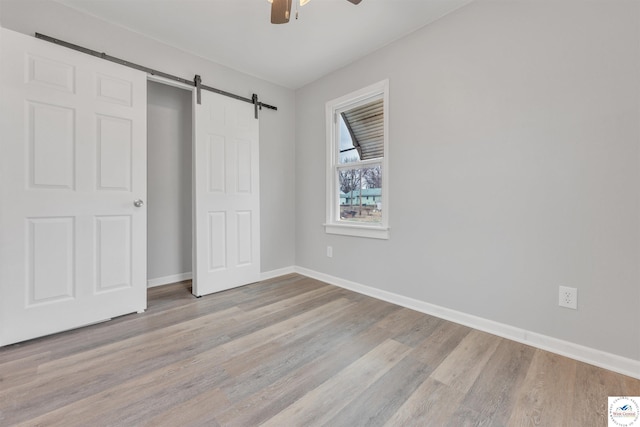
<box><xmin>271</xmin><ymin>0</ymin><xmax>292</xmax><ymax>24</ymax></box>
<box><xmin>346</xmin><ymin>0</ymin><xmax>362</xmax><ymax>4</ymax></box>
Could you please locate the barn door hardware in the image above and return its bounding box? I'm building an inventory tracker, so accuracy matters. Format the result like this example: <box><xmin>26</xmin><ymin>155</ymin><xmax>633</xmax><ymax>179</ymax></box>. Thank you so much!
<box><xmin>35</xmin><ymin>33</ymin><xmax>277</xmax><ymax>119</ymax></box>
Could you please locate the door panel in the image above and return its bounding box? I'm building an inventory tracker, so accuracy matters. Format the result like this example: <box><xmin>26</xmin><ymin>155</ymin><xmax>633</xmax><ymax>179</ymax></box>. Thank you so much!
<box><xmin>27</xmin><ymin>53</ymin><xmax>75</xmax><ymax>92</ymax></box>
<box><xmin>0</xmin><ymin>28</ymin><xmax>147</xmax><ymax>346</ymax></box>
<box><xmin>96</xmin><ymin>73</ymin><xmax>133</xmax><ymax>106</ymax></box>
<box><xmin>193</xmin><ymin>90</ymin><xmax>260</xmax><ymax>297</ymax></box>
<box><xmin>97</xmin><ymin>115</ymin><xmax>133</xmax><ymax>191</ymax></box>
<box><xmin>28</xmin><ymin>217</ymin><xmax>75</xmax><ymax>304</ymax></box>
<box><xmin>208</xmin><ymin>211</ymin><xmax>227</xmax><ymax>271</ymax></box>
<box><xmin>28</xmin><ymin>102</ymin><xmax>76</xmax><ymax>189</ymax></box>
<box><xmin>207</xmin><ymin>135</ymin><xmax>226</xmax><ymax>192</ymax></box>
<box><xmin>236</xmin><ymin>211</ymin><xmax>254</xmax><ymax>265</ymax></box>
<box><xmin>95</xmin><ymin>215</ymin><xmax>132</xmax><ymax>291</ymax></box>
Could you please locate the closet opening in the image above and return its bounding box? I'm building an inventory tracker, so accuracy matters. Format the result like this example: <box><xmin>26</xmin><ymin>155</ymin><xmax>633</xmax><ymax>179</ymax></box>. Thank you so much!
<box><xmin>147</xmin><ymin>80</ymin><xmax>193</xmax><ymax>291</ymax></box>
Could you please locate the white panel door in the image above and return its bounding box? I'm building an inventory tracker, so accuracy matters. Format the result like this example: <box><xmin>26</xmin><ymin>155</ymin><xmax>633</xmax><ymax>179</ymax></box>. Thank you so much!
<box><xmin>0</xmin><ymin>28</ymin><xmax>147</xmax><ymax>346</ymax></box>
<box><xmin>193</xmin><ymin>90</ymin><xmax>260</xmax><ymax>296</ymax></box>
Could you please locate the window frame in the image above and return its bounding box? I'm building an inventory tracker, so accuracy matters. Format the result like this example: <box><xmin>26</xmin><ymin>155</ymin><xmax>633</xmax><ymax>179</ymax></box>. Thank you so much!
<box><xmin>324</xmin><ymin>79</ymin><xmax>389</xmax><ymax>240</ymax></box>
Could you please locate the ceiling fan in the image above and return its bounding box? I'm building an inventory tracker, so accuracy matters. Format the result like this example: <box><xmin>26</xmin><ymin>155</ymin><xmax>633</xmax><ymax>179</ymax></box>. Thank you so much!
<box><xmin>269</xmin><ymin>0</ymin><xmax>362</xmax><ymax>24</ymax></box>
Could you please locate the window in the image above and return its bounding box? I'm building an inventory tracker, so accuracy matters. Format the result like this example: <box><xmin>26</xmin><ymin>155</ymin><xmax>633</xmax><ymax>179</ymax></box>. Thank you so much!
<box><xmin>325</xmin><ymin>80</ymin><xmax>389</xmax><ymax>239</ymax></box>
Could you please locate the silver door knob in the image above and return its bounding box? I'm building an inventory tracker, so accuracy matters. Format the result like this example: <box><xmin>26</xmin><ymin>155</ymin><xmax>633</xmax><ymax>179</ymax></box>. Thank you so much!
<box><xmin>133</xmin><ymin>199</ymin><xmax>144</xmax><ymax>208</ymax></box>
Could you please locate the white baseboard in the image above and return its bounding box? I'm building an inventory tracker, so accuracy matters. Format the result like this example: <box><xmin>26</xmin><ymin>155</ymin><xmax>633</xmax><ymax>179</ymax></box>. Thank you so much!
<box><xmin>293</xmin><ymin>266</ymin><xmax>640</xmax><ymax>380</ymax></box>
<box><xmin>147</xmin><ymin>272</ymin><xmax>192</xmax><ymax>288</ymax></box>
<box><xmin>261</xmin><ymin>266</ymin><xmax>296</xmax><ymax>281</ymax></box>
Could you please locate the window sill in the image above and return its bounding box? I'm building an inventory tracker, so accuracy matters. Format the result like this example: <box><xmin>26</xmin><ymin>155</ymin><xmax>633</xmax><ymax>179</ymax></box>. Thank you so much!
<box><xmin>324</xmin><ymin>223</ymin><xmax>389</xmax><ymax>240</ymax></box>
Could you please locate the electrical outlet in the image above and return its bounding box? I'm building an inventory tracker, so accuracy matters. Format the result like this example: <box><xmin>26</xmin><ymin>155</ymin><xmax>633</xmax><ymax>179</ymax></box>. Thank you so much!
<box><xmin>559</xmin><ymin>286</ymin><xmax>577</xmax><ymax>309</ymax></box>
<box><xmin>327</xmin><ymin>246</ymin><xmax>333</xmax><ymax>258</ymax></box>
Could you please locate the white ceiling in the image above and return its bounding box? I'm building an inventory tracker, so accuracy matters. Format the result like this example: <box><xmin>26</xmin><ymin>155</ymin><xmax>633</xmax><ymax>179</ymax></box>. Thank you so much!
<box><xmin>54</xmin><ymin>0</ymin><xmax>472</xmax><ymax>89</ymax></box>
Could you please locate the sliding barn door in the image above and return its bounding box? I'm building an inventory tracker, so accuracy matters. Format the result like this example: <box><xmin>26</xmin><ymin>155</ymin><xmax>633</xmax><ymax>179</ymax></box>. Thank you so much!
<box><xmin>0</xmin><ymin>29</ymin><xmax>147</xmax><ymax>346</ymax></box>
<box><xmin>192</xmin><ymin>90</ymin><xmax>260</xmax><ymax>297</ymax></box>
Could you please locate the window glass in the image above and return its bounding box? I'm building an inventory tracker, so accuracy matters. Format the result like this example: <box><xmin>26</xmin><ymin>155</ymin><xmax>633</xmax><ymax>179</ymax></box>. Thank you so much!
<box><xmin>338</xmin><ymin>166</ymin><xmax>382</xmax><ymax>224</ymax></box>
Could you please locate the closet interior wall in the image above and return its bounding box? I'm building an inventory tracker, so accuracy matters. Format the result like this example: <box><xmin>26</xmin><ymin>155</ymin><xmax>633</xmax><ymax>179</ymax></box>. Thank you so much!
<box><xmin>147</xmin><ymin>80</ymin><xmax>193</xmax><ymax>286</ymax></box>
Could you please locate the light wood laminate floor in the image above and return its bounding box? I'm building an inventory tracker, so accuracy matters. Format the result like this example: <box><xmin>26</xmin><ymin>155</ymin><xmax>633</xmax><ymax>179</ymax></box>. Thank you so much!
<box><xmin>1</xmin><ymin>274</ymin><xmax>638</xmax><ymax>426</ymax></box>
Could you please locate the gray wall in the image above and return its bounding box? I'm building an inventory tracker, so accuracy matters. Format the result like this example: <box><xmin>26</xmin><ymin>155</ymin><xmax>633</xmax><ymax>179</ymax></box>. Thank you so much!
<box><xmin>0</xmin><ymin>0</ymin><xmax>297</xmax><ymax>274</ymax></box>
<box><xmin>295</xmin><ymin>0</ymin><xmax>640</xmax><ymax>360</ymax></box>
<box><xmin>147</xmin><ymin>81</ymin><xmax>192</xmax><ymax>281</ymax></box>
